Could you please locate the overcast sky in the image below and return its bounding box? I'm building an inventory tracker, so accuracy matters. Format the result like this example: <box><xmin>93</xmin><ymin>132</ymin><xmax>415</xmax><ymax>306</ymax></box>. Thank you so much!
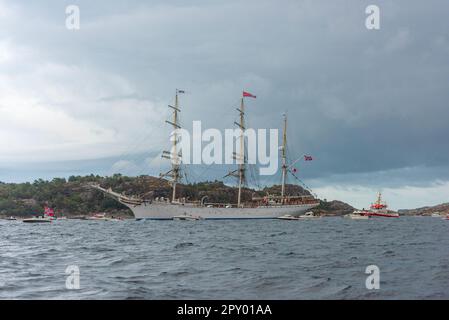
<box><xmin>1</xmin><ymin>0</ymin><xmax>448</xmax><ymax>209</ymax></box>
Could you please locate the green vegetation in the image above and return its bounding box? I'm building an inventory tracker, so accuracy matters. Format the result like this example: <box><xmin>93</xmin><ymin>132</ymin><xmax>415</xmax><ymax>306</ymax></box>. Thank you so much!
<box><xmin>0</xmin><ymin>175</ymin><xmax>128</xmax><ymax>217</ymax></box>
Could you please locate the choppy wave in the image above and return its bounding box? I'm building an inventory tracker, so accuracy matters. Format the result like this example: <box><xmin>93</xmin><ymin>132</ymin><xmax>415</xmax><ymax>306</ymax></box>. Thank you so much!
<box><xmin>0</xmin><ymin>217</ymin><xmax>449</xmax><ymax>299</ymax></box>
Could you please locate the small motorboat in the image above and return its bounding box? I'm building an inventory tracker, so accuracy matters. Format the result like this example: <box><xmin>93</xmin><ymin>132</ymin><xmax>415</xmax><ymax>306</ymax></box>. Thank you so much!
<box><xmin>109</xmin><ymin>217</ymin><xmax>124</xmax><ymax>222</ymax></box>
<box><xmin>173</xmin><ymin>214</ymin><xmax>203</xmax><ymax>221</ymax></box>
<box><xmin>23</xmin><ymin>216</ymin><xmax>52</xmax><ymax>223</ymax></box>
<box><xmin>344</xmin><ymin>211</ymin><xmax>369</xmax><ymax>220</ymax></box>
<box><xmin>277</xmin><ymin>215</ymin><xmax>302</xmax><ymax>221</ymax></box>
<box><xmin>6</xmin><ymin>216</ymin><xmax>17</xmax><ymax>221</ymax></box>
<box><xmin>23</xmin><ymin>205</ymin><xmax>56</xmax><ymax>223</ymax></box>
<box><xmin>298</xmin><ymin>211</ymin><xmax>321</xmax><ymax>219</ymax></box>
<box><xmin>87</xmin><ymin>213</ymin><xmax>110</xmax><ymax>221</ymax></box>
<box><xmin>69</xmin><ymin>215</ymin><xmax>87</xmax><ymax>220</ymax></box>
<box><xmin>431</xmin><ymin>212</ymin><xmax>442</xmax><ymax>218</ymax></box>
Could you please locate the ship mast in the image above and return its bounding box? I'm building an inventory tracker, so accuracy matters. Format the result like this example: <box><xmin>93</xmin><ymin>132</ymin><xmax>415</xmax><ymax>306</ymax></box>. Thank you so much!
<box><xmin>237</xmin><ymin>98</ymin><xmax>246</xmax><ymax>207</ymax></box>
<box><xmin>161</xmin><ymin>89</ymin><xmax>183</xmax><ymax>203</ymax></box>
<box><xmin>224</xmin><ymin>97</ymin><xmax>246</xmax><ymax>207</ymax></box>
<box><xmin>281</xmin><ymin>114</ymin><xmax>287</xmax><ymax>202</ymax></box>
<box><xmin>374</xmin><ymin>191</ymin><xmax>384</xmax><ymax>207</ymax></box>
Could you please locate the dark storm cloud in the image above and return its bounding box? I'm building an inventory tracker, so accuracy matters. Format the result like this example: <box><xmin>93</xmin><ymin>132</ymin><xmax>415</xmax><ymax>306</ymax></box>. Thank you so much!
<box><xmin>1</xmin><ymin>0</ymin><xmax>448</xmax><ymax>191</ymax></box>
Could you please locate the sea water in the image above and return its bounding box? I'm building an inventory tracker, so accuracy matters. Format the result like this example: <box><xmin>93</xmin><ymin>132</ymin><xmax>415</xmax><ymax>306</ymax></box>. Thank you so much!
<box><xmin>0</xmin><ymin>217</ymin><xmax>448</xmax><ymax>299</ymax></box>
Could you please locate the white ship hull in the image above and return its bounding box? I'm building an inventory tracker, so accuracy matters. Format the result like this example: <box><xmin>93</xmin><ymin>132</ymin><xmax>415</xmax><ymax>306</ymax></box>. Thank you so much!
<box><xmin>123</xmin><ymin>201</ymin><xmax>318</xmax><ymax>220</ymax></box>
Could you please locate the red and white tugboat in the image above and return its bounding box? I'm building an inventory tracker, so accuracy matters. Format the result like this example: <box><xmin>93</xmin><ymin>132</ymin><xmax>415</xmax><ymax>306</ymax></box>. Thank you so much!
<box><xmin>359</xmin><ymin>192</ymin><xmax>399</xmax><ymax>218</ymax></box>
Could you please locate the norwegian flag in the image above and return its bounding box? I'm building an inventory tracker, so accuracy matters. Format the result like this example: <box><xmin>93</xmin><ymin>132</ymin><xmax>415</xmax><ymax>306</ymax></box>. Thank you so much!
<box><xmin>304</xmin><ymin>155</ymin><xmax>313</xmax><ymax>161</ymax></box>
<box><xmin>44</xmin><ymin>206</ymin><xmax>55</xmax><ymax>217</ymax></box>
<box><xmin>243</xmin><ymin>91</ymin><xmax>256</xmax><ymax>98</ymax></box>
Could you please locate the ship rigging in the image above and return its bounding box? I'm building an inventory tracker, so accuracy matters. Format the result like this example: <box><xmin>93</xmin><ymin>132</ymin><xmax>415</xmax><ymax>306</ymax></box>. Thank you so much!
<box><xmin>92</xmin><ymin>90</ymin><xmax>320</xmax><ymax>220</ymax></box>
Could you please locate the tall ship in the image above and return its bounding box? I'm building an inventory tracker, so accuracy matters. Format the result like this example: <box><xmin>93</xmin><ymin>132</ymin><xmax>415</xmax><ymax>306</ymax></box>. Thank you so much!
<box><xmin>358</xmin><ymin>192</ymin><xmax>399</xmax><ymax>218</ymax></box>
<box><xmin>93</xmin><ymin>90</ymin><xmax>320</xmax><ymax>220</ymax></box>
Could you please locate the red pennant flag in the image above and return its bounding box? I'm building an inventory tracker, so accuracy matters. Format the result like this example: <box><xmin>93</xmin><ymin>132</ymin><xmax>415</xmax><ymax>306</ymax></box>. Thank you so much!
<box><xmin>243</xmin><ymin>91</ymin><xmax>256</xmax><ymax>98</ymax></box>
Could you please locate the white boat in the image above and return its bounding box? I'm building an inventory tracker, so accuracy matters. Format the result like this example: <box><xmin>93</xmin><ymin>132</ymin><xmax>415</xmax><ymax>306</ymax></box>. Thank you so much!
<box><xmin>87</xmin><ymin>213</ymin><xmax>110</xmax><ymax>221</ymax></box>
<box><xmin>344</xmin><ymin>211</ymin><xmax>369</xmax><ymax>220</ymax></box>
<box><xmin>23</xmin><ymin>216</ymin><xmax>52</xmax><ymax>223</ymax></box>
<box><xmin>277</xmin><ymin>215</ymin><xmax>302</xmax><ymax>221</ymax></box>
<box><xmin>431</xmin><ymin>212</ymin><xmax>442</xmax><ymax>218</ymax></box>
<box><xmin>6</xmin><ymin>216</ymin><xmax>17</xmax><ymax>221</ymax></box>
<box><xmin>298</xmin><ymin>211</ymin><xmax>321</xmax><ymax>219</ymax></box>
<box><xmin>92</xmin><ymin>90</ymin><xmax>320</xmax><ymax>220</ymax></box>
<box><xmin>173</xmin><ymin>214</ymin><xmax>203</xmax><ymax>221</ymax></box>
